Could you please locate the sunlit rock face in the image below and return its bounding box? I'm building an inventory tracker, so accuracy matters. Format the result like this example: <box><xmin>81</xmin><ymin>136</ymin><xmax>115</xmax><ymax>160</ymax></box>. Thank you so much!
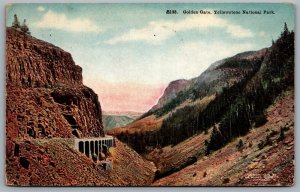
<box><xmin>6</xmin><ymin>27</ymin><xmax>104</xmax><ymax>139</ymax></box>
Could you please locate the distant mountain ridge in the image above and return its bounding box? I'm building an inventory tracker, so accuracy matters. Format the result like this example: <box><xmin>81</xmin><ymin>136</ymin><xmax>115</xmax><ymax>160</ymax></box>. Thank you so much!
<box><xmin>103</xmin><ymin>115</ymin><xmax>135</xmax><ymax>131</ymax></box>
<box><xmin>103</xmin><ymin>111</ymin><xmax>143</xmax><ymax>131</ymax></box>
<box><xmin>112</xmin><ymin>48</ymin><xmax>267</xmax><ymax>149</ymax></box>
<box><xmin>113</xmin><ymin>25</ymin><xmax>294</xmax><ymax>159</ymax></box>
<box><xmin>139</xmin><ymin>48</ymin><xmax>267</xmax><ymax>119</ymax></box>
<box><xmin>151</xmin><ymin>79</ymin><xmax>190</xmax><ymax>111</ymax></box>
<box><xmin>103</xmin><ymin>111</ymin><xmax>143</xmax><ymax>118</ymax></box>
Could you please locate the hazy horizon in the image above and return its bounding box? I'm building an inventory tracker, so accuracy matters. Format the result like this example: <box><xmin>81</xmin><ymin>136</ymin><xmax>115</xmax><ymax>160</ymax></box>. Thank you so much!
<box><xmin>6</xmin><ymin>3</ymin><xmax>294</xmax><ymax>113</ymax></box>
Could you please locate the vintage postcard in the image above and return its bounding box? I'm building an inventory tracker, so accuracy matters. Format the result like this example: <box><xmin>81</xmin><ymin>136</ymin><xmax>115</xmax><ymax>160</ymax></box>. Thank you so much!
<box><xmin>6</xmin><ymin>3</ymin><xmax>294</xmax><ymax>186</ymax></box>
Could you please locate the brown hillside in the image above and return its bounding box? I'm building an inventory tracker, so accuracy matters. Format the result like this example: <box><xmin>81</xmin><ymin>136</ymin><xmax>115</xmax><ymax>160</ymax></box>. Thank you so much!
<box><xmin>153</xmin><ymin>90</ymin><xmax>294</xmax><ymax>186</ymax></box>
<box><xmin>6</xmin><ymin>139</ymin><xmax>155</xmax><ymax>186</ymax></box>
<box><xmin>146</xmin><ymin>128</ymin><xmax>212</xmax><ymax>178</ymax></box>
<box><xmin>109</xmin><ymin>115</ymin><xmax>163</xmax><ymax>134</ymax></box>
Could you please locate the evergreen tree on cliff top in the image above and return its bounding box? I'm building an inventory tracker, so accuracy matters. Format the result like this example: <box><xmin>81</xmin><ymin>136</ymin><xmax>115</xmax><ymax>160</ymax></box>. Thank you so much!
<box><xmin>12</xmin><ymin>14</ymin><xmax>20</xmax><ymax>29</ymax></box>
<box><xmin>21</xmin><ymin>19</ymin><xmax>30</xmax><ymax>35</ymax></box>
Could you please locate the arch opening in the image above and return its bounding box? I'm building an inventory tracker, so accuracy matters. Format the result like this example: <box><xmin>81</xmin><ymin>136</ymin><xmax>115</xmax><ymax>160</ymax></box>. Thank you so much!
<box><xmin>95</xmin><ymin>141</ymin><xmax>99</xmax><ymax>156</ymax></box>
<box><xmin>79</xmin><ymin>141</ymin><xmax>84</xmax><ymax>153</ymax></box>
<box><xmin>85</xmin><ymin>141</ymin><xmax>90</xmax><ymax>157</ymax></box>
<box><xmin>90</xmin><ymin>141</ymin><xmax>95</xmax><ymax>156</ymax></box>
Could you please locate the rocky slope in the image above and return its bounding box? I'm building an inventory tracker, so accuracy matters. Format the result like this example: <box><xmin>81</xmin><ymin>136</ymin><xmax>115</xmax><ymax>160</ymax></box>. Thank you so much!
<box><xmin>153</xmin><ymin>90</ymin><xmax>294</xmax><ymax>186</ymax></box>
<box><xmin>6</xmin><ymin>138</ymin><xmax>155</xmax><ymax>186</ymax></box>
<box><xmin>145</xmin><ymin>128</ymin><xmax>212</xmax><ymax>179</ymax></box>
<box><xmin>6</xmin><ymin>27</ymin><xmax>156</xmax><ymax>186</ymax></box>
<box><xmin>6</xmin><ymin>27</ymin><xmax>104</xmax><ymax>139</ymax></box>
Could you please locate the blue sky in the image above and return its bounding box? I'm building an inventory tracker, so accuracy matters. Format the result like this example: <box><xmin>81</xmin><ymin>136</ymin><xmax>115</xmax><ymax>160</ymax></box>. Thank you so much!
<box><xmin>6</xmin><ymin>3</ymin><xmax>294</xmax><ymax>112</ymax></box>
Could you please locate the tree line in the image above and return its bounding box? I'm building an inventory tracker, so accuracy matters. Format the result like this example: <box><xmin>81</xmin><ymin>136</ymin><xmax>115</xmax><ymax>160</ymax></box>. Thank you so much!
<box><xmin>116</xmin><ymin>23</ymin><xmax>294</xmax><ymax>155</ymax></box>
<box><xmin>12</xmin><ymin>14</ymin><xmax>31</xmax><ymax>35</ymax></box>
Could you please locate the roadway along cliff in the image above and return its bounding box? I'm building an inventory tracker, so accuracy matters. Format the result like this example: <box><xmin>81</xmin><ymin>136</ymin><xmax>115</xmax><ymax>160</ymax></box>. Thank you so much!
<box><xmin>6</xmin><ymin>27</ymin><xmax>156</xmax><ymax>186</ymax></box>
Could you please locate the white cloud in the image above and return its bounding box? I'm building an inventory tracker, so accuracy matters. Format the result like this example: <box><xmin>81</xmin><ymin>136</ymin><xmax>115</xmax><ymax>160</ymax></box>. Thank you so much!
<box><xmin>105</xmin><ymin>21</ymin><xmax>175</xmax><ymax>45</ymax></box>
<box><xmin>37</xmin><ymin>6</ymin><xmax>45</xmax><ymax>12</ymax></box>
<box><xmin>35</xmin><ymin>10</ymin><xmax>102</xmax><ymax>33</ymax></box>
<box><xmin>151</xmin><ymin>41</ymin><xmax>255</xmax><ymax>83</ymax></box>
<box><xmin>106</xmin><ymin>14</ymin><xmax>254</xmax><ymax>45</ymax></box>
<box><xmin>226</xmin><ymin>25</ymin><xmax>254</xmax><ymax>38</ymax></box>
<box><xmin>91</xmin><ymin>40</ymin><xmax>256</xmax><ymax>85</ymax></box>
<box><xmin>258</xmin><ymin>31</ymin><xmax>266</xmax><ymax>37</ymax></box>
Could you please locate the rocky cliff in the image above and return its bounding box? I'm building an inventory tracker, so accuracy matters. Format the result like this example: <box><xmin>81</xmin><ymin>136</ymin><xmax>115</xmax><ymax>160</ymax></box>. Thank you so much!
<box><xmin>151</xmin><ymin>79</ymin><xmax>190</xmax><ymax>111</ymax></box>
<box><xmin>6</xmin><ymin>28</ymin><xmax>82</xmax><ymax>88</ymax></box>
<box><xmin>6</xmin><ymin>27</ymin><xmax>157</xmax><ymax>186</ymax></box>
<box><xmin>6</xmin><ymin>27</ymin><xmax>104</xmax><ymax>139</ymax></box>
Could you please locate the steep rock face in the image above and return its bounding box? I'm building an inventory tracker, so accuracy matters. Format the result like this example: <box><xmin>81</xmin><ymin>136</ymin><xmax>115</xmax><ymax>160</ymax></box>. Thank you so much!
<box><xmin>151</xmin><ymin>79</ymin><xmax>190</xmax><ymax>111</ymax></box>
<box><xmin>6</xmin><ymin>27</ymin><xmax>104</xmax><ymax>139</ymax></box>
<box><xmin>6</xmin><ymin>27</ymin><xmax>82</xmax><ymax>88</ymax></box>
<box><xmin>6</xmin><ymin>27</ymin><xmax>156</xmax><ymax>186</ymax></box>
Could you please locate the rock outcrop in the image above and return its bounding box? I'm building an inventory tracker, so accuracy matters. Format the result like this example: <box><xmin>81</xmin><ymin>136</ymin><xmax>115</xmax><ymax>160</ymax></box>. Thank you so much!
<box><xmin>151</xmin><ymin>79</ymin><xmax>190</xmax><ymax>111</ymax></box>
<box><xmin>6</xmin><ymin>27</ymin><xmax>157</xmax><ymax>186</ymax></box>
<box><xmin>6</xmin><ymin>27</ymin><xmax>82</xmax><ymax>88</ymax></box>
<box><xmin>6</xmin><ymin>27</ymin><xmax>104</xmax><ymax>139</ymax></box>
<box><xmin>6</xmin><ymin>138</ymin><xmax>155</xmax><ymax>186</ymax></box>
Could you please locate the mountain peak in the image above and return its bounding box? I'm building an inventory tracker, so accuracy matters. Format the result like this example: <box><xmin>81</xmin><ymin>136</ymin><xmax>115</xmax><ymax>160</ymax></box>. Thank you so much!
<box><xmin>151</xmin><ymin>79</ymin><xmax>190</xmax><ymax>111</ymax></box>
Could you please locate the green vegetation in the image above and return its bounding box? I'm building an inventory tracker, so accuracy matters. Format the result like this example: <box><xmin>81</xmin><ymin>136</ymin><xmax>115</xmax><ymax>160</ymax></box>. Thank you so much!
<box><xmin>21</xmin><ymin>19</ymin><xmax>30</xmax><ymax>35</ymax></box>
<box><xmin>206</xmin><ymin>23</ymin><xmax>294</xmax><ymax>154</ymax></box>
<box><xmin>12</xmin><ymin>14</ymin><xmax>20</xmax><ymax>28</ymax></box>
<box><xmin>116</xmin><ymin>23</ymin><xmax>294</xmax><ymax>155</ymax></box>
<box><xmin>236</xmin><ymin>139</ymin><xmax>244</xmax><ymax>150</ymax></box>
<box><xmin>12</xmin><ymin>14</ymin><xmax>31</xmax><ymax>35</ymax></box>
<box><xmin>103</xmin><ymin>115</ymin><xmax>135</xmax><ymax>130</ymax></box>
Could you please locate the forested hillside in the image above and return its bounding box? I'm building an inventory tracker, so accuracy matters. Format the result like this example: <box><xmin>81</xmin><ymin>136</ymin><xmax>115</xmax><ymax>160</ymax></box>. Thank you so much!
<box><xmin>114</xmin><ymin>24</ymin><xmax>294</xmax><ymax>155</ymax></box>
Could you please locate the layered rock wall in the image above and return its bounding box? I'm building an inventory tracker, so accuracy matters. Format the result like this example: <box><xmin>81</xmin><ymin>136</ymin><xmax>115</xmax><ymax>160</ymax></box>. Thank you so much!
<box><xmin>6</xmin><ymin>27</ymin><xmax>104</xmax><ymax>139</ymax></box>
<box><xmin>6</xmin><ymin>27</ymin><xmax>82</xmax><ymax>88</ymax></box>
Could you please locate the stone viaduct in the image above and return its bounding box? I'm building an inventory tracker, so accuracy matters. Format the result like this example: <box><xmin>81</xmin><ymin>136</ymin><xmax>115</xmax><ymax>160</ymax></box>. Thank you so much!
<box><xmin>74</xmin><ymin>136</ymin><xmax>115</xmax><ymax>159</ymax></box>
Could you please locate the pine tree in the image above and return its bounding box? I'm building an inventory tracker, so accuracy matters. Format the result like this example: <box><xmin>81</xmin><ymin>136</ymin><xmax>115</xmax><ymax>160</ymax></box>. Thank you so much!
<box><xmin>12</xmin><ymin>14</ymin><xmax>20</xmax><ymax>29</ymax></box>
<box><xmin>21</xmin><ymin>19</ymin><xmax>30</xmax><ymax>35</ymax></box>
<box><xmin>283</xmin><ymin>22</ymin><xmax>289</xmax><ymax>37</ymax></box>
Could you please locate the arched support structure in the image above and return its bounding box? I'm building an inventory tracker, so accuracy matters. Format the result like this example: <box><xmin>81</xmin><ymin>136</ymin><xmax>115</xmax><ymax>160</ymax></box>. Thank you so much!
<box><xmin>74</xmin><ymin>135</ymin><xmax>115</xmax><ymax>160</ymax></box>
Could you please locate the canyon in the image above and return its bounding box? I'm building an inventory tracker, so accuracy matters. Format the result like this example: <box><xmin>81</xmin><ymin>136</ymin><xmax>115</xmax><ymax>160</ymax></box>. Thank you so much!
<box><xmin>5</xmin><ymin>23</ymin><xmax>295</xmax><ymax>186</ymax></box>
